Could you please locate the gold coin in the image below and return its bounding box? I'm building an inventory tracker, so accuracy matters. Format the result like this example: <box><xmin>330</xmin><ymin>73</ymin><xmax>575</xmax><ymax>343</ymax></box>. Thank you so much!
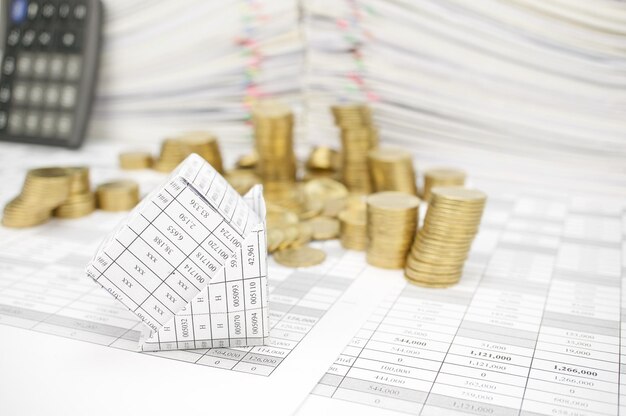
<box><xmin>273</xmin><ymin>246</ymin><xmax>326</xmax><ymax>267</ymax></box>
<box><xmin>367</xmin><ymin>192</ymin><xmax>420</xmax><ymax>212</ymax></box>
<box><xmin>308</xmin><ymin>217</ymin><xmax>340</xmax><ymax>240</ymax></box>
<box><xmin>119</xmin><ymin>152</ymin><xmax>153</xmax><ymax>170</ymax></box>
<box><xmin>96</xmin><ymin>180</ymin><xmax>140</xmax><ymax>211</ymax></box>
<box><xmin>294</xmin><ymin>222</ymin><xmax>314</xmax><ymax>247</ymax></box>
<box><xmin>267</xmin><ymin>229</ymin><xmax>284</xmax><ymax>253</ymax></box>
<box><xmin>278</xmin><ymin>225</ymin><xmax>300</xmax><ymax>250</ymax></box>
<box><xmin>236</xmin><ymin>152</ymin><xmax>258</xmax><ymax>169</ymax></box>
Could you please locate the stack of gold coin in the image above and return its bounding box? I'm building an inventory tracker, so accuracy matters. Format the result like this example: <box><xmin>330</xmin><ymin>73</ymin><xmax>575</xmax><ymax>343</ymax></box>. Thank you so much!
<box><xmin>179</xmin><ymin>131</ymin><xmax>224</xmax><ymax>173</ymax></box>
<box><xmin>331</xmin><ymin>104</ymin><xmax>374</xmax><ymax>128</ymax></box>
<box><xmin>253</xmin><ymin>100</ymin><xmax>296</xmax><ymax>184</ymax></box>
<box><xmin>340</xmin><ymin>127</ymin><xmax>375</xmax><ymax>193</ymax></box>
<box><xmin>368</xmin><ymin>148</ymin><xmax>417</xmax><ymax>195</ymax></box>
<box><xmin>304</xmin><ymin>146</ymin><xmax>340</xmax><ymax>180</ymax></box>
<box><xmin>53</xmin><ymin>167</ymin><xmax>96</xmax><ymax>219</ymax></box>
<box><xmin>153</xmin><ymin>139</ymin><xmax>188</xmax><ymax>173</ymax></box>
<box><xmin>96</xmin><ymin>180</ymin><xmax>140</xmax><ymax>211</ymax></box>
<box><xmin>422</xmin><ymin>168</ymin><xmax>466</xmax><ymax>201</ymax></box>
<box><xmin>2</xmin><ymin>167</ymin><xmax>72</xmax><ymax>228</ymax></box>
<box><xmin>339</xmin><ymin>207</ymin><xmax>367</xmax><ymax>250</ymax></box>
<box><xmin>119</xmin><ymin>152</ymin><xmax>153</xmax><ymax>170</ymax></box>
<box><xmin>366</xmin><ymin>192</ymin><xmax>420</xmax><ymax>269</ymax></box>
<box><xmin>405</xmin><ymin>187</ymin><xmax>486</xmax><ymax>287</ymax></box>
<box><xmin>332</xmin><ymin>104</ymin><xmax>379</xmax><ymax>193</ymax></box>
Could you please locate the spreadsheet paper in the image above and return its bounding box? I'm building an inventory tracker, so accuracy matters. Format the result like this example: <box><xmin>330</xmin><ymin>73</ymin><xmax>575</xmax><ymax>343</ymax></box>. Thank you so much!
<box><xmin>0</xmin><ymin>143</ymin><xmax>625</xmax><ymax>416</ymax></box>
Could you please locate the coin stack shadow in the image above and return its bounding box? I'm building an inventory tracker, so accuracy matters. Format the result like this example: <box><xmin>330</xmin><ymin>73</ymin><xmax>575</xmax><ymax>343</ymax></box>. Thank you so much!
<box><xmin>422</xmin><ymin>168</ymin><xmax>466</xmax><ymax>202</ymax></box>
<box><xmin>252</xmin><ymin>101</ymin><xmax>299</xmax><ymax>210</ymax></box>
<box><xmin>366</xmin><ymin>191</ymin><xmax>420</xmax><ymax>269</ymax></box>
<box><xmin>332</xmin><ymin>104</ymin><xmax>378</xmax><ymax>194</ymax></box>
<box><xmin>405</xmin><ymin>187</ymin><xmax>486</xmax><ymax>287</ymax></box>
<box><xmin>368</xmin><ymin>147</ymin><xmax>417</xmax><ymax>195</ymax></box>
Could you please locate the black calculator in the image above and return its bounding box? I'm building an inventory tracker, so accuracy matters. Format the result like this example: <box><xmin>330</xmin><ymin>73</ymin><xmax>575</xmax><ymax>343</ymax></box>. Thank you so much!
<box><xmin>0</xmin><ymin>0</ymin><xmax>102</xmax><ymax>148</ymax></box>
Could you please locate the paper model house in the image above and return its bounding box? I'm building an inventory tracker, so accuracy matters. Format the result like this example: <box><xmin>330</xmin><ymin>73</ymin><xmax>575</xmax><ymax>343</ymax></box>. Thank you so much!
<box><xmin>86</xmin><ymin>154</ymin><xmax>269</xmax><ymax>351</ymax></box>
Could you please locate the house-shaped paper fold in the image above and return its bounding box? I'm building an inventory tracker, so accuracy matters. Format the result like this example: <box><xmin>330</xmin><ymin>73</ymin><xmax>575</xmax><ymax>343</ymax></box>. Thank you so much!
<box><xmin>86</xmin><ymin>154</ymin><xmax>269</xmax><ymax>350</ymax></box>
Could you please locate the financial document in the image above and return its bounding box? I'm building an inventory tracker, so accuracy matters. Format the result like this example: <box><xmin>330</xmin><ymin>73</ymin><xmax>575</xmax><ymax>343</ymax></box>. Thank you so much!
<box><xmin>0</xmin><ymin>143</ymin><xmax>393</xmax><ymax>415</ymax></box>
<box><xmin>301</xmin><ymin>191</ymin><xmax>626</xmax><ymax>416</ymax></box>
<box><xmin>1</xmin><ymin>142</ymin><xmax>625</xmax><ymax>416</ymax></box>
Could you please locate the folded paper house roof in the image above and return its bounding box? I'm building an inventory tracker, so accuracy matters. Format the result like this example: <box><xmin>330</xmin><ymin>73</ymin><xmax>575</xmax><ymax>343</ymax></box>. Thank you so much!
<box><xmin>86</xmin><ymin>154</ymin><xmax>269</xmax><ymax>350</ymax></box>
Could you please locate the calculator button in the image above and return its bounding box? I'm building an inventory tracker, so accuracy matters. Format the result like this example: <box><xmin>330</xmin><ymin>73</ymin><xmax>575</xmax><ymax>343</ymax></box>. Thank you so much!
<box><xmin>11</xmin><ymin>0</ymin><xmax>28</xmax><ymax>24</ymax></box>
<box><xmin>0</xmin><ymin>86</ymin><xmax>11</xmax><ymax>104</ymax></box>
<box><xmin>16</xmin><ymin>53</ymin><xmax>34</xmax><ymax>76</ymax></box>
<box><xmin>57</xmin><ymin>113</ymin><xmax>73</xmax><ymax>136</ymax></box>
<box><xmin>42</xmin><ymin>3</ymin><xmax>56</xmax><ymax>19</ymax></box>
<box><xmin>0</xmin><ymin>111</ymin><xmax>8</xmax><ymax>130</ymax></box>
<box><xmin>73</xmin><ymin>4</ymin><xmax>87</xmax><ymax>20</ymax></box>
<box><xmin>7</xmin><ymin>29</ymin><xmax>21</xmax><ymax>47</ymax></box>
<box><xmin>65</xmin><ymin>55</ymin><xmax>82</xmax><ymax>80</ymax></box>
<box><xmin>28</xmin><ymin>83</ymin><xmax>45</xmax><ymax>106</ymax></box>
<box><xmin>60</xmin><ymin>85</ymin><xmax>77</xmax><ymax>108</ymax></box>
<box><xmin>45</xmin><ymin>85</ymin><xmax>60</xmax><ymax>106</ymax></box>
<box><xmin>59</xmin><ymin>3</ymin><xmax>71</xmax><ymax>19</ymax></box>
<box><xmin>61</xmin><ymin>32</ymin><xmax>76</xmax><ymax>48</ymax></box>
<box><xmin>8</xmin><ymin>110</ymin><xmax>25</xmax><ymax>134</ymax></box>
<box><xmin>21</xmin><ymin>29</ymin><xmax>36</xmax><ymax>48</ymax></box>
<box><xmin>2</xmin><ymin>56</ymin><xmax>16</xmax><ymax>76</ymax></box>
<box><xmin>27</xmin><ymin>2</ymin><xmax>40</xmax><ymax>20</ymax></box>
<box><xmin>49</xmin><ymin>54</ymin><xmax>65</xmax><ymax>79</ymax></box>
<box><xmin>13</xmin><ymin>82</ymin><xmax>28</xmax><ymax>104</ymax></box>
<box><xmin>25</xmin><ymin>111</ymin><xmax>40</xmax><ymax>135</ymax></box>
<box><xmin>33</xmin><ymin>54</ymin><xmax>48</xmax><ymax>78</ymax></box>
<box><xmin>38</xmin><ymin>30</ymin><xmax>53</xmax><ymax>48</ymax></box>
<box><xmin>41</xmin><ymin>112</ymin><xmax>56</xmax><ymax>137</ymax></box>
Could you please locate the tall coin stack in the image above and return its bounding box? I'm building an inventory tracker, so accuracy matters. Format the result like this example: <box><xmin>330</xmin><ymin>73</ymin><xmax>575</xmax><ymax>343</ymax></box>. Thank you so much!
<box><xmin>2</xmin><ymin>167</ymin><xmax>71</xmax><ymax>227</ymax></box>
<box><xmin>53</xmin><ymin>167</ymin><xmax>96</xmax><ymax>219</ymax></box>
<box><xmin>332</xmin><ymin>104</ymin><xmax>379</xmax><ymax>193</ymax></box>
<box><xmin>422</xmin><ymin>168</ymin><xmax>466</xmax><ymax>202</ymax></box>
<box><xmin>405</xmin><ymin>187</ymin><xmax>486</xmax><ymax>287</ymax></box>
<box><xmin>366</xmin><ymin>191</ymin><xmax>420</xmax><ymax>269</ymax></box>
<box><xmin>252</xmin><ymin>101</ymin><xmax>298</xmax><ymax>208</ymax></box>
<box><xmin>368</xmin><ymin>148</ymin><xmax>417</xmax><ymax>195</ymax></box>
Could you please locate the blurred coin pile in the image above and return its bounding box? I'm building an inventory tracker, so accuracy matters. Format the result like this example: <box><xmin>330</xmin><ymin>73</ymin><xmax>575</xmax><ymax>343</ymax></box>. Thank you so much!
<box><xmin>366</xmin><ymin>192</ymin><xmax>420</xmax><ymax>269</ymax></box>
<box><xmin>2</xmin><ymin>167</ymin><xmax>140</xmax><ymax>228</ymax></box>
<box><xmin>305</xmin><ymin>146</ymin><xmax>340</xmax><ymax>180</ymax></box>
<box><xmin>123</xmin><ymin>131</ymin><xmax>223</xmax><ymax>174</ymax></box>
<box><xmin>405</xmin><ymin>187</ymin><xmax>486</xmax><ymax>287</ymax></box>
<box><xmin>332</xmin><ymin>104</ymin><xmax>378</xmax><ymax>193</ymax></box>
<box><xmin>422</xmin><ymin>168</ymin><xmax>466</xmax><ymax>202</ymax></box>
<box><xmin>368</xmin><ymin>148</ymin><xmax>417</xmax><ymax>195</ymax></box>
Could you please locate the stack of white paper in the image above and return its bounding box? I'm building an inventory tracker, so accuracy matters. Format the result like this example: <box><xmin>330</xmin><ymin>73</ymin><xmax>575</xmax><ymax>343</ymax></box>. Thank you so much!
<box><xmin>89</xmin><ymin>0</ymin><xmax>304</xmax><ymax>144</ymax></box>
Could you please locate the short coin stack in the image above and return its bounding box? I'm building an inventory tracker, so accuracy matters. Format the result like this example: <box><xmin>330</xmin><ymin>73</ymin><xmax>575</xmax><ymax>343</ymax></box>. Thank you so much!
<box><xmin>96</xmin><ymin>181</ymin><xmax>140</xmax><ymax>212</ymax></box>
<box><xmin>368</xmin><ymin>147</ymin><xmax>417</xmax><ymax>195</ymax></box>
<box><xmin>119</xmin><ymin>152</ymin><xmax>153</xmax><ymax>170</ymax></box>
<box><xmin>2</xmin><ymin>167</ymin><xmax>72</xmax><ymax>227</ymax></box>
<box><xmin>53</xmin><ymin>167</ymin><xmax>96</xmax><ymax>219</ymax></box>
<box><xmin>178</xmin><ymin>131</ymin><xmax>224</xmax><ymax>173</ymax></box>
<box><xmin>366</xmin><ymin>191</ymin><xmax>420</xmax><ymax>269</ymax></box>
<box><xmin>339</xmin><ymin>207</ymin><xmax>367</xmax><ymax>250</ymax></box>
<box><xmin>405</xmin><ymin>187</ymin><xmax>486</xmax><ymax>287</ymax></box>
<box><xmin>422</xmin><ymin>168</ymin><xmax>466</xmax><ymax>201</ymax></box>
<box><xmin>332</xmin><ymin>104</ymin><xmax>379</xmax><ymax>193</ymax></box>
<box><xmin>153</xmin><ymin>139</ymin><xmax>188</xmax><ymax>173</ymax></box>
